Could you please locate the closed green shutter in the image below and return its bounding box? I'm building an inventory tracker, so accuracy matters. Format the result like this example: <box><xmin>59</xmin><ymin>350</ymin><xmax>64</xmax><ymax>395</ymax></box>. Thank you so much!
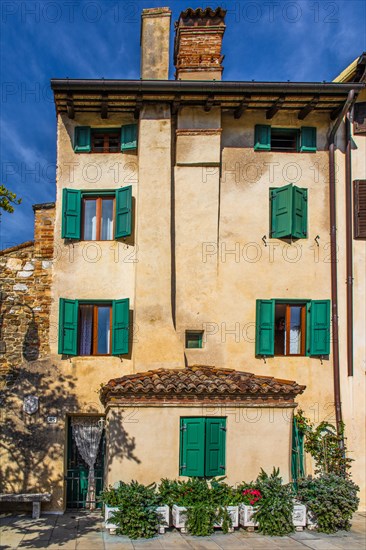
<box><xmin>300</xmin><ymin>127</ymin><xmax>317</xmax><ymax>152</ymax></box>
<box><xmin>292</xmin><ymin>186</ymin><xmax>308</xmax><ymax>239</ymax></box>
<box><xmin>112</xmin><ymin>299</ymin><xmax>129</xmax><ymax>355</ymax></box>
<box><xmin>308</xmin><ymin>300</ymin><xmax>330</xmax><ymax>356</ymax></box>
<box><xmin>255</xmin><ymin>299</ymin><xmax>275</xmax><ymax>356</ymax></box>
<box><xmin>74</xmin><ymin>126</ymin><xmax>91</xmax><ymax>153</ymax></box>
<box><xmin>115</xmin><ymin>186</ymin><xmax>132</xmax><ymax>238</ymax></box>
<box><xmin>205</xmin><ymin>418</ymin><xmax>226</xmax><ymax>477</ymax></box>
<box><xmin>62</xmin><ymin>189</ymin><xmax>81</xmax><ymax>239</ymax></box>
<box><xmin>254</xmin><ymin>125</ymin><xmax>271</xmax><ymax>151</ymax></box>
<box><xmin>121</xmin><ymin>124</ymin><xmax>138</xmax><ymax>151</ymax></box>
<box><xmin>180</xmin><ymin>418</ymin><xmax>205</xmax><ymax>477</ymax></box>
<box><xmin>270</xmin><ymin>184</ymin><xmax>293</xmax><ymax>238</ymax></box>
<box><xmin>58</xmin><ymin>298</ymin><xmax>78</xmax><ymax>355</ymax></box>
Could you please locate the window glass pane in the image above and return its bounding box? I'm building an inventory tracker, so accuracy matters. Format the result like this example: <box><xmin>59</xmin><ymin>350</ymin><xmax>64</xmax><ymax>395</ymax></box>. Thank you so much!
<box><xmin>186</xmin><ymin>332</ymin><xmax>203</xmax><ymax>349</ymax></box>
<box><xmin>83</xmin><ymin>200</ymin><xmax>97</xmax><ymax>240</ymax></box>
<box><xmin>289</xmin><ymin>306</ymin><xmax>302</xmax><ymax>354</ymax></box>
<box><xmin>101</xmin><ymin>199</ymin><xmax>114</xmax><ymax>240</ymax></box>
<box><xmin>79</xmin><ymin>305</ymin><xmax>93</xmax><ymax>355</ymax></box>
<box><xmin>271</xmin><ymin>129</ymin><xmax>298</xmax><ymax>152</ymax></box>
<box><xmin>108</xmin><ymin>134</ymin><xmax>120</xmax><ymax>152</ymax></box>
<box><xmin>97</xmin><ymin>306</ymin><xmax>110</xmax><ymax>354</ymax></box>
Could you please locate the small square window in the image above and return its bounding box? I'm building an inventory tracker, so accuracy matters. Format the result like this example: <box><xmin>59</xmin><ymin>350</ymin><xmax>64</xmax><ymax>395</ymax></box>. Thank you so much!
<box><xmin>271</xmin><ymin>128</ymin><xmax>299</xmax><ymax>152</ymax></box>
<box><xmin>91</xmin><ymin>130</ymin><xmax>120</xmax><ymax>153</ymax></box>
<box><xmin>185</xmin><ymin>331</ymin><xmax>203</xmax><ymax>349</ymax></box>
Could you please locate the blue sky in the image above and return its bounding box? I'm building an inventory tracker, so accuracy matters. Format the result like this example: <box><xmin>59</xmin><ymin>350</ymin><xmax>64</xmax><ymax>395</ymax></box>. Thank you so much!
<box><xmin>1</xmin><ymin>0</ymin><xmax>365</xmax><ymax>248</ymax></box>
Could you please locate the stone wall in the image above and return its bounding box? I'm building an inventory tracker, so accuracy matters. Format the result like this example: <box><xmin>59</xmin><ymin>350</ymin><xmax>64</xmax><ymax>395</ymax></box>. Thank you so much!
<box><xmin>0</xmin><ymin>204</ymin><xmax>55</xmax><ymax>382</ymax></box>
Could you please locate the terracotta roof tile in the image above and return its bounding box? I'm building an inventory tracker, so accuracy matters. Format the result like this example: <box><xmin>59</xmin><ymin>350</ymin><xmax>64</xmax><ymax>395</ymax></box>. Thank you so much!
<box><xmin>100</xmin><ymin>366</ymin><xmax>306</xmax><ymax>405</ymax></box>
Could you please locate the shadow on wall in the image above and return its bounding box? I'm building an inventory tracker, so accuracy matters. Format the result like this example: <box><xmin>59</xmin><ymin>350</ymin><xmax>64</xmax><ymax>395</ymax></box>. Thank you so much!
<box><xmin>0</xmin><ymin>360</ymin><xmax>79</xmax><ymax>508</ymax></box>
<box><xmin>0</xmin><ymin>295</ymin><xmax>40</xmax><ymax>363</ymax></box>
<box><xmin>106</xmin><ymin>408</ymin><xmax>141</xmax><ymax>478</ymax></box>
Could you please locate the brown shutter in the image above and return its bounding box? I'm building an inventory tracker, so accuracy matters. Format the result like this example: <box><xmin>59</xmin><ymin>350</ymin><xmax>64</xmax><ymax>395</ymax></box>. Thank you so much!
<box><xmin>354</xmin><ymin>180</ymin><xmax>366</xmax><ymax>239</ymax></box>
<box><xmin>353</xmin><ymin>102</ymin><xmax>366</xmax><ymax>135</ymax></box>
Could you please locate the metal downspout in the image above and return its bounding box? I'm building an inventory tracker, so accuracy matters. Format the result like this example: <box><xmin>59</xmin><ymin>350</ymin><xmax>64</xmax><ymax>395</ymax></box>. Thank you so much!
<box><xmin>345</xmin><ymin>116</ymin><xmax>353</xmax><ymax>377</ymax></box>
<box><xmin>327</xmin><ymin>89</ymin><xmax>356</xmax><ymax>430</ymax></box>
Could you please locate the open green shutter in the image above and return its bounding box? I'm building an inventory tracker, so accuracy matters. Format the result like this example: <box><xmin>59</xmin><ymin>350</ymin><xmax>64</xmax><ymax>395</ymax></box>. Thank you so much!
<box><xmin>115</xmin><ymin>186</ymin><xmax>132</xmax><ymax>238</ymax></box>
<box><xmin>308</xmin><ymin>300</ymin><xmax>330</xmax><ymax>356</ymax></box>
<box><xmin>121</xmin><ymin>124</ymin><xmax>138</xmax><ymax>151</ymax></box>
<box><xmin>254</xmin><ymin>125</ymin><xmax>271</xmax><ymax>151</ymax></box>
<box><xmin>58</xmin><ymin>298</ymin><xmax>78</xmax><ymax>355</ymax></box>
<box><xmin>112</xmin><ymin>299</ymin><xmax>129</xmax><ymax>355</ymax></box>
<box><xmin>291</xmin><ymin>417</ymin><xmax>305</xmax><ymax>485</ymax></box>
<box><xmin>292</xmin><ymin>186</ymin><xmax>308</xmax><ymax>239</ymax></box>
<box><xmin>205</xmin><ymin>418</ymin><xmax>226</xmax><ymax>477</ymax></box>
<box><xmin>61</xmin><ymin>189</ymin><xmax>81</xmax><ymax>239</ymax></box>
<box><xmin>300</xmin><ymin>127</ymin><xmax>317</xmax><ymax>152</ymax></box>
<box><xmin>74</xmin><ymin>126</ymin><xmax>91</xmax><ymax>153</ymax></box>
<box><xmin>255</xmin><ymin>299</ymin><xmax>275</xmax><ymax>356</ymax></box>
<box><xmin>270</xmin><ymin>184</ymin><xmax>293</xmax><ymax>238</ymax></box>
<box><xmin>180</xmin><ymin>418</ymin><xmax>205</xmax><ymax>477</ymax></box>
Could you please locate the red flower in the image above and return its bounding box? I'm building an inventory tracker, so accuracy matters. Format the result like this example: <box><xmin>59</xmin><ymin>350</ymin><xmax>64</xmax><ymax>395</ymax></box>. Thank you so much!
<box><xmin>242</xmin><ymin>488</ymin><xmax>262</xmax><ymax>505</ymax></box>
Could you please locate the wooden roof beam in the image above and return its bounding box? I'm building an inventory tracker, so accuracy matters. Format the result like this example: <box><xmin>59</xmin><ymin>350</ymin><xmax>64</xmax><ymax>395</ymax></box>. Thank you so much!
<box><xmin>171</xmin><ymin>96</ymin><xmax>181</xmax><ymax>115</ymax></box>
<box><xmin>134</xmin><ymin>95</ymin><xmax>142</xmax><ymax>120</ymax></box>
<box><xmin>100</xmin><ymin>92</ymin><xmax>108</xmax><ymax>119</ymax></box>
<box><xmin>204</xmin><ymin>95</ymin><xmax>215</xmax><ymax>112</ymax></box>
<box><xmin>66</xmin><ymin>94</ymin><xmax>74</xmax><ymax>119</ymax></box>
<box><xmin>266</xmin><ymin>94</ymin><xmax>285</xmax><ymax>119</ymax></box>
<box><xmin>234</xmin><ymin>95</ymin><xmax>251</xmax><ymax>119</ymax></box>
<box><xmin>298</xmin><ymin>95</ymin><xmax>319</xmax><ymax>120</ymax></box>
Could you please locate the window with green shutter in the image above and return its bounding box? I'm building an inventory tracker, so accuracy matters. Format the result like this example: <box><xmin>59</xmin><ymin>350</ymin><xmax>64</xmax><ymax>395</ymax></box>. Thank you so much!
<box><xmin>270</xmin><ymin>184</ymin><xmax>307</xmax><ymax>239</ymax></box>
<box><xmin>58</xmin><ymin>299</ymin><xmax>130</xmax><ymax>356</ymax></box>
<box><xmin>254</xmin><ymin>125</ymin><xmax>316</xmax><ymax>152</ymax></box>
<box><xmin>61</xmin><ymin>187</ymin><xmax>132</xmax><ymax>241</ymax></box>
<box><xmin>121</xmin><ymin>124</ymin><xmax>138</xmax><ymax>151</ymax></box>
<box><xmin>256</xmin><ymin>299</ymin><xmax>330</xmax><ymax>358</ymax></box>
<box><xmin>74</xmin><ymin>125</ymin><xmax>138</xmax><ymax>153</ymax></box>
<box><xmin>179</xmin><ymin>417</ymin><xmax>226</xmax><ymax>477</ymax></box>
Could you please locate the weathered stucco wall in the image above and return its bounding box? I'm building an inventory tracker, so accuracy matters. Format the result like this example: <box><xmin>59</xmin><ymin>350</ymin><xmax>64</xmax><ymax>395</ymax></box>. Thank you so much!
<box><xmin>105</xmin><ymin>405</ymin><xmax>293</xmax><ymax>487</ymax></box>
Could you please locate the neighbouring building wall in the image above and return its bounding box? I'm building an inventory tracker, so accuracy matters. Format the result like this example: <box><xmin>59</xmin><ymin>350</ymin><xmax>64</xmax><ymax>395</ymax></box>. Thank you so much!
<box><xmin>105</xmin><ymin>405</ymin><xmax>294</xmax><ymax>487</ymax></box>
<box><xmin>0</xmin><ymin>204</ymin><xmax>54</xmax><ymax>379</ymax></box>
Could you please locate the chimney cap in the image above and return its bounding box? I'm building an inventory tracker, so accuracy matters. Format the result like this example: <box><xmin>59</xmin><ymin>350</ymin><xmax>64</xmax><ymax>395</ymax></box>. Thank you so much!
<box><xmin>176</xmin><ymin>6</ymin><xmax>226</xmax><ymax>27</ymax></box>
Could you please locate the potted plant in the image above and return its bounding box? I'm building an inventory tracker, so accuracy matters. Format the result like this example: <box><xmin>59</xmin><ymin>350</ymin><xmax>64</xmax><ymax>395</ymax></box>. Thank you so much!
<box><xmin>238</xmin><ymin>486</ymin><xmax>262</xmax><ymax>528</ymax></box>
<box><xmin>100</xmin><ymin>481</ymin><xmax>169</xmax><ymax>537</ymax></box>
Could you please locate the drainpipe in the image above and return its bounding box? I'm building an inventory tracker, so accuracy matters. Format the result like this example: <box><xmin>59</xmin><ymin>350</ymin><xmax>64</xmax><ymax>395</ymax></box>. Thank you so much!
<box><xmin>345</xmin><ymin>115</ymin><xmax>353</xmax><ymax>377</ymax></box>
<box><xmin>327</xmin><ymin>89</ymin><xmax>356</xmax><ymax>431</ymax></box>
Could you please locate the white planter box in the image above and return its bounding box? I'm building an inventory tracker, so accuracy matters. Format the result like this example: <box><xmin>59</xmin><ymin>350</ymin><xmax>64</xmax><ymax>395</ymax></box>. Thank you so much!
<box><xmin>239</xmin><ymin>504</ymin><xmax>259</xmax><ymax>528</ymax></box>
<box><xmin>156</xmin><ymin>505</ymin><xmax>170</xmax><ymax>534</ymax></box>
<box><xmin>172</xmin><ymin>505</ymin><xmax>188</xmax><ymax>532</ymax></box>
<box><xmin>105</xmin><ymin>504</ymin><xmax>170</xmax><ymax>534</ymax></box>
<box><xmin>214</xmin><ymin>506</ymin><xmax>239</xmax><ymax>532</ymax></box>
<box><xmin>105</xmin><ymin>505</ymin><xmax>119</xmax><ymax>530</ymax></box>
<box><xmin>293</xmin><ymin>504</ymin><xmax>307</xmax><ymax>528</ymax></box>
<box><xmin>173</xmin><ymin>504</ymin><xmax>238</xmax><ymax>533</ymax></box>
<box><xmin>307</xmin><ymin>510</ymin><xmax>318</xmax><ymax>530</ymax></box>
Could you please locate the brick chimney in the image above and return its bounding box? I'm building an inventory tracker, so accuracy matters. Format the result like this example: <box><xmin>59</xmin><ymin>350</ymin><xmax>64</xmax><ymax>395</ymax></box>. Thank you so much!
<box><xmin>174</xmin><ymin>7</ymin><xmax>226</xmax><ymax>80</ymax></box>
<box><xmin>140</xmin><ymin>7</ymin><xmax>171</xmax><ymax>80</ymax></box>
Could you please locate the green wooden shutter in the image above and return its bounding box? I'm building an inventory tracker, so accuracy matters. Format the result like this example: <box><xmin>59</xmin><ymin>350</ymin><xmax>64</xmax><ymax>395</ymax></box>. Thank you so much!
<box><xmin>180</xmin><ymin>418</ymin><xmax>205</xmax><ymax>477</ymax></box>
<box><xmin>291</xmin><ymin>417</ymin><xmax>305</xmax><ymax>485</ymax></box>
<box><xmin>270</xmin><ymin>184</ymin><xmax>293</xmax><ymax>238</ymax></box>
<box><xmin>115</xmin><ymin>186</ymin><xmax>132</xmax><ymax>239</ymax></box>
<box><xmin>121</xmin><ymin>124</ymin><xmax>138</xmax><ymax>151</ymax></box>
<box><xmin>74</xmin><ymin>126</ymin><xmax>91</xmax><ymax>153</ymax></box>
<box><xmin>58</xmin><ymin>298</ymin><xmax>78</xmax><ymax>355</ymax></box>
<box><xmin>308</xmin><ymin>300</ymin><xmax>330</xmax><ymax>356</ymax></box>
<box><xmin>254</xmin><ymin>125</ymin><xmax>271</xmax><ymax>151</ymax></box>
<box><xmin>205</xmin><ymin>418</ymin><xmax>226</xmax><ymax>477</ymax></box>
<box><xmin>255</xmin><ymin>299</ymin><xmax>275</xmax><ymax>356</ymax></box>
<box><xmin>112</xmin><ymin>298</ymin><xmax>129</xmax><ymax>355</ymax></box>
<box><xmin>62</xmin><ymin>189</ymin><xmax>81</xmax><ymax>239</ymax></box>
<box><xmin>292</xmin><ymin>186</ymin><xmax>308</xmax><ymax>239</ymax></box>
<box><xmin>300</xmin><ymin>127</ymin><xmax>317</xmax><ymax>152</ymax></box>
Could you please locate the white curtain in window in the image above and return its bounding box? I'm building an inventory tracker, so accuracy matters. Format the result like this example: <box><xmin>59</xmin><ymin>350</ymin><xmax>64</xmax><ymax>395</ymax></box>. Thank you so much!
<box><xmin>71</xmin><ymin>416</ymin><xmax>103</xmax><ymax>509</ymax></box>
<box><xmin>79</xmin><ymin>305</ymin><xmax>93</xmax><ymax>355</ymax></box>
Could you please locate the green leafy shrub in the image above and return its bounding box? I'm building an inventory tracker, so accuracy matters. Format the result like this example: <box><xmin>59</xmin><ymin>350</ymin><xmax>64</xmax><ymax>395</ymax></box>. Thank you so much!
<box><xmin>100</xmin><ymin>481</ymin><xmax>163</xmax><ymax>539</ymax></box>
<box><xmin>186</xmin><ymin>503</ymin><xmax>217</xmax><ymax>536</ymax></box>
<box><xmin>297</xmin><ymin>474</ymin><xmax>360</xmax><ymax>533</ymax></box>
<box><xmin>304</xmin><ymin>421</ymin><xmax>353</xmax><ymax>478</ymax></box>
<box><xmin>253</xmin><ymin>468</ymin><xmax>294</xmax><ymax>536</ymax></box>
